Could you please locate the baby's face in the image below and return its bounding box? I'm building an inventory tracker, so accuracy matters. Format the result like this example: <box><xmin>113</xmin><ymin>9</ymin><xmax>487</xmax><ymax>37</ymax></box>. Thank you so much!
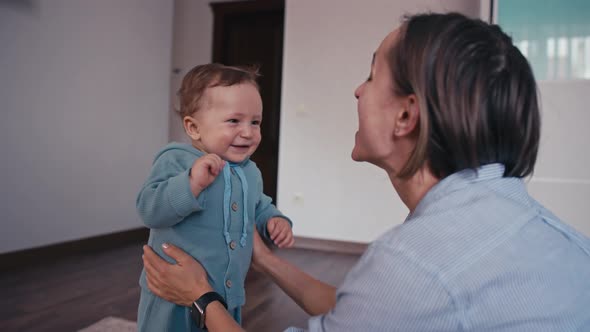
<box><xmin>192</xmin><ymin>83</ymin><xmax>262</xmax><ymax>163</ymax></box>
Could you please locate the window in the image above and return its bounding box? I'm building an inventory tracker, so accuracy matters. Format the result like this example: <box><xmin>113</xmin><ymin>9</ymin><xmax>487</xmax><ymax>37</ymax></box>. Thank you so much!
<box><xmin>496</xmin><ymin>0</ymin><xmax>590</xmax><ymax>80</ymax></box>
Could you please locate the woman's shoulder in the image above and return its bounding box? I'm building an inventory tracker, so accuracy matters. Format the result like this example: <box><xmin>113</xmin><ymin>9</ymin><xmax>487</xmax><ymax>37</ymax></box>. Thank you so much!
<box><xmin>373</xmin><ymin>183</ymin><xmax>539</xmax><ymax>278</ymax></box>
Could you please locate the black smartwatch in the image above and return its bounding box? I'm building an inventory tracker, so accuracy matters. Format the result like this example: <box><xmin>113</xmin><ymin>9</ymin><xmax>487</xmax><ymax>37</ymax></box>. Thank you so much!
<box><xmin>190</xmin><ymin>291</ymin><xmax>228</xmax><ymax>329</ymax></box>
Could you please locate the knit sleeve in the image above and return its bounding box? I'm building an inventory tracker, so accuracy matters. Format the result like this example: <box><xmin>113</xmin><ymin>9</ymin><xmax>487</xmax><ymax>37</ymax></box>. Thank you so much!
<box><xmin>136</xmin><ymin>153</ymin><xmax>206</xmax><ymax>229</ymax></box>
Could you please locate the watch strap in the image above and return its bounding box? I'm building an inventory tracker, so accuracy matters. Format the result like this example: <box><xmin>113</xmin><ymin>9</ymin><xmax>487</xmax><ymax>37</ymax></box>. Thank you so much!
<box><xmin>190</xmin><ymin>291</ymin><xmax>227</xmax><ymax>329</ymax></box>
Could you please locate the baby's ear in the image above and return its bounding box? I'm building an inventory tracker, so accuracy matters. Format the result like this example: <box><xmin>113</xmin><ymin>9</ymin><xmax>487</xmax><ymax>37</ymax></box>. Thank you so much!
<box><xmin>183</xmin><ymin>116</ymin><xmax>200</xmax><ymax>141</ymax></box>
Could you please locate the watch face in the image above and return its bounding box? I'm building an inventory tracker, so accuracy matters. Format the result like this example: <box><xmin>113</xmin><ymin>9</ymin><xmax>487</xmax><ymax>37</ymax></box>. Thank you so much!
<box><xmin>190</xmin><ymin>304</ymin><xmax>204</xmax><ymax>328</ymax></box>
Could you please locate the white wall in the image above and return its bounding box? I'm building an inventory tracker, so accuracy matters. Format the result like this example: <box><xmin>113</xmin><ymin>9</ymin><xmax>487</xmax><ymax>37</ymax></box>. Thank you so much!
<box><xmin>528</xmin><ymin>81</ymin><xmax>590</xmax><ymax>236</ymax></box>
<box><xmin>0</xmin><ymin>0</ymin><xmax>173</xmax><ymax>254</ymax></box>
<box><xmin>278</xmin><ymin>0</ymin><xmax>480</xmax><ymax>243</ymax></box>
<box><xmin>279</xmin><ymin>0</ymin><xmax>590</xmax><ymax>243</ymax></box>
<box><xmin>168</xmin><ymin>0</ymin><xmax>243</xmax><ymax>142</ymax></box>
<box><xmin>168</xmin><ymin>0</ymin><xmax>222</xmax><ymax>143</ymax></box>
<box><xmin>5</xmin><ymin>0</ymin><xmax>584</xmax><ymax>253</ymax></box>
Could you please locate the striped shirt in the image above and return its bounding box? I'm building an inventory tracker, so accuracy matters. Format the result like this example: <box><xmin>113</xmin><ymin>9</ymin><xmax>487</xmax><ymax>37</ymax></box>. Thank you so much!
<box><xmin>286</xmin><ymin>164</ymin><xmax>590</xmax><ymax>331</ymax></box>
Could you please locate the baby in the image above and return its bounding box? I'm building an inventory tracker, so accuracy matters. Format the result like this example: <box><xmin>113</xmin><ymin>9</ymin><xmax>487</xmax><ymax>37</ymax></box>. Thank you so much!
<box><xmin>136</xmin><ymin>64</ymin><xmax>294</xmax><ymax>331</ymax></box>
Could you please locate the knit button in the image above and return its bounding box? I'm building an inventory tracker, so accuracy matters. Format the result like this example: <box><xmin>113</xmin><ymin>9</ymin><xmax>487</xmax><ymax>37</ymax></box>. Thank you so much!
<box><xmin>225</xmin><ymin>279</ymin><xmax>232</xmax><ymax>288</ymax></box>
<box><xmin>229</xmin><ymin>241</ymin><xmax>237</xmax><ymax>250</ymax></box>
<box><xmin>231</xmin><ymin>202</ymin><xmax>238</xmax><ymax>211</ymax></box>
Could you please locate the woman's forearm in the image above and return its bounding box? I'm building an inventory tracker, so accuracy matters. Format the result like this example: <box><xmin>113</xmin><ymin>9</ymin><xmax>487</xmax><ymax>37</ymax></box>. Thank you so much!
<box><xmin>260</xmin><ymin>251</ymin><xmax>337</xmax><ymax>316</ymax></box>
<box><xmin>205</xmin><ymin>302</ymin><xmax>244</xmax><ymax>332</ymax></box>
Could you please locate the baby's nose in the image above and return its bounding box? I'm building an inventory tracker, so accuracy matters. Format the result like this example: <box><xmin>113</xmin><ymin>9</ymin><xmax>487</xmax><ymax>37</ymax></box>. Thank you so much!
<box><xmin>240</xmin><ymin>125</ymin><xmax>253</xmax><ymax>137</ymax></box>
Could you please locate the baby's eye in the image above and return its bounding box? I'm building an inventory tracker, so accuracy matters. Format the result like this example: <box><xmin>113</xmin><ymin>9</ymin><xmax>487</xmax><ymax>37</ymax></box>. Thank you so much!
<box><xmin>227</xmin><ymin>119</ymin><xmax>239</xmax><ymax>124</ymax></box>
<box><xmin>251</xmin><ymin>120</ymin><xmax>261</xmax><ymax>126</ymax></box>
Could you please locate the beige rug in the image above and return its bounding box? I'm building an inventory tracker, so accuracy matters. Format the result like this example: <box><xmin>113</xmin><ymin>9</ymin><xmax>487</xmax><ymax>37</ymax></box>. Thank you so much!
<box><xmin>78</xmin><ymin>317</ymin><xmax>137</xmax><ymax>332</ymax></box>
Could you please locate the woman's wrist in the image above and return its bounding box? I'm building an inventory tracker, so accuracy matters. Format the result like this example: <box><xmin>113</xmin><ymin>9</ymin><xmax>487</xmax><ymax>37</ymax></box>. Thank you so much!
<box><xmin>203</xmin><ymin>301</ymin><xmax>244</xmax><ymax>332</ymax></box>
<box><xmin>258</xmin><ymin>249</ymin><xmax>280</xmax><ymax>275</ymax></box>
<box><xmin>189</xmin><ymin>284</ymin><xmax>214</xmax><ymax>305</ymax></box>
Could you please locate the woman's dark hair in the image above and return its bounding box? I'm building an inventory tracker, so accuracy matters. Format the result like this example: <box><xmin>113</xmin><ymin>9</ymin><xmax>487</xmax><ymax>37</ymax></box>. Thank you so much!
<box><xmin>390</xmin><ymin>12</ymin><xmax>540</xmax><ymax>178</ymax></box>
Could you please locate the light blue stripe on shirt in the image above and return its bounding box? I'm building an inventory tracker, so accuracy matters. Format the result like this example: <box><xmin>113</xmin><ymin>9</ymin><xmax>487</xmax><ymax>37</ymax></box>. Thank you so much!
<box><xmin>286</xmin><ymin>164</ymin><xmax>590</xmax><ymax>331</ymax></box>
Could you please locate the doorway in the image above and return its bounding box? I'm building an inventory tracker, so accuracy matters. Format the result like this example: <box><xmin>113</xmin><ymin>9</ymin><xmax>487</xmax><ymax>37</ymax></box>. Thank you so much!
<box><xmin>211</xmin><ymin>0</ymin><xmax>284</xmax><ymax>203</ymax></box>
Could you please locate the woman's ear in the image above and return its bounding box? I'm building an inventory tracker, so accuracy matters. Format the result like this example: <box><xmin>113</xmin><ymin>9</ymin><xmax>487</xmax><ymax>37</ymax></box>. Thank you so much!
<box><xmin>394</xmin><ymin>94</ymin><xmax>420</xmax><ymax>137</ymax></box>
<box><xmin>183</xmin><ymin>116</ymin><xmax>200</xmax><ymax>141</ymax></box>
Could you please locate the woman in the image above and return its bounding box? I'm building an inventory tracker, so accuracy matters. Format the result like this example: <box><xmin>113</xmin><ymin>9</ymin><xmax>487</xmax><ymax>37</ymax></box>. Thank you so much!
<box><xmin>142</xmin><ymin>12</ymin><xmax>590</xmax><ymax>331</ymax></box>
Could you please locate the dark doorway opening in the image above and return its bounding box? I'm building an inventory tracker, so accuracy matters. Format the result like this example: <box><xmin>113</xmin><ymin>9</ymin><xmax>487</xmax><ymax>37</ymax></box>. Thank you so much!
<box><xmin>211</xmin><ymin>0</ymin><xmax>284</xmax><ymax>203</ymax></box>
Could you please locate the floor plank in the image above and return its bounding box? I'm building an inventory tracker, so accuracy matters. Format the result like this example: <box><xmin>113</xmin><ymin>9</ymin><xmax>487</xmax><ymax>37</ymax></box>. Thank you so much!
<box><xmin>0</xmin><ymin>242</ymin><xmax>360</xmax><ymax>331</ymax></box>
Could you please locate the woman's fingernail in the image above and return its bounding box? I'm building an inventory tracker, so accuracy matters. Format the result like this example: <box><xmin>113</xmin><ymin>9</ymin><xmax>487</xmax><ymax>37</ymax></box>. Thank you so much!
<box><xmin>162</xmin><ymin>243</ymin><xmax>169</xmax><ymax>249</ymax></box>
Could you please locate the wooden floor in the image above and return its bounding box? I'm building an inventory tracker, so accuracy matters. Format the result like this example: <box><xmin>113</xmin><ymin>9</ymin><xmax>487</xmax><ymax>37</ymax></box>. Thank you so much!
<box><xmin>0</xmin><ymin>241</ymin><xmax>360</xmax><ymax>332</ymax></box>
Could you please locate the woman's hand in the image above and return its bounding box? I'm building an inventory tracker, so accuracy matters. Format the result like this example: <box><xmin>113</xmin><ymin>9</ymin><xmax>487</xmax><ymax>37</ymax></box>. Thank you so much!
<box><xmin>142</xmin><ymin>243</ymin><xmax>213</xmax><ymax>306</ymax></box>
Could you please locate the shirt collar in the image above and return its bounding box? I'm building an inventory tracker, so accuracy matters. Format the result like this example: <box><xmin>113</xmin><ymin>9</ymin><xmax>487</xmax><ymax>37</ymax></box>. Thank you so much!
<box><xmin>411</xmin><ymin>163</ymin><xmax>507</xmax><ymax>219</ymax></box>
